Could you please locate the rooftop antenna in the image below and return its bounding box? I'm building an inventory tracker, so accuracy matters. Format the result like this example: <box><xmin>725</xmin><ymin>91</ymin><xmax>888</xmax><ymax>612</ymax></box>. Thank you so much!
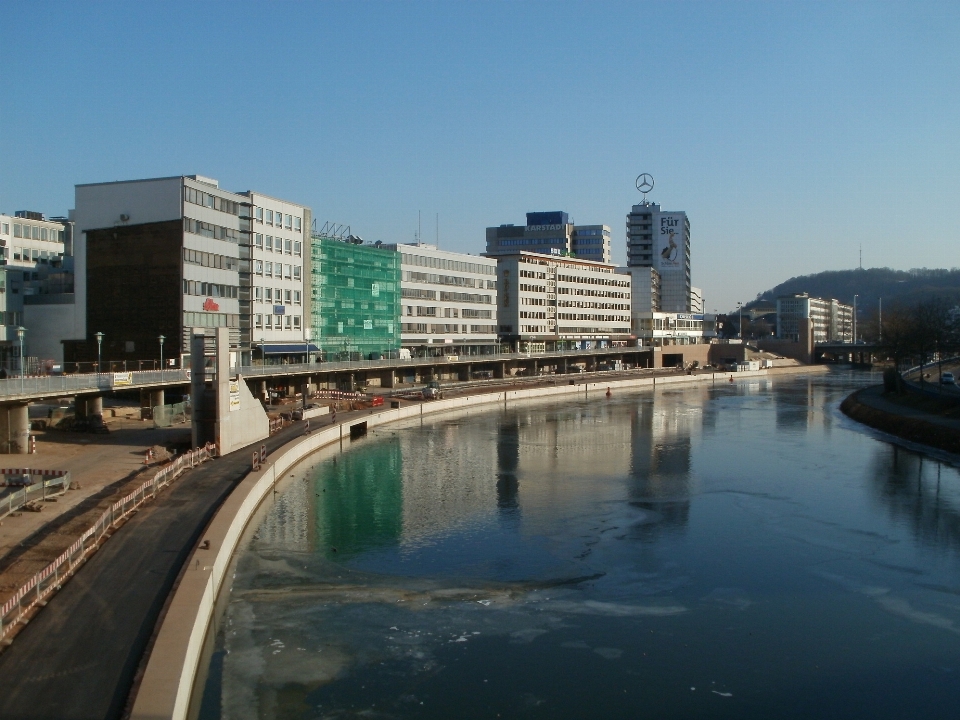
<box><xmin>636</xmin><ymin>173</ymin><xmax>655</xmax><ymax>202</ymax></box>
<box><xmin>418</xmin><ymin>210</ymin><xmax>421</xmax><ymax>245</ymax></box>
<box><xmin>436</xmin><ymin>212</ymin><xmax>439</xmax><ymax>249</ymax></box>
<box><xmin>859</xmin><ymin>244</ymin><xmax>862</xmax><ymax>270</ymax></box>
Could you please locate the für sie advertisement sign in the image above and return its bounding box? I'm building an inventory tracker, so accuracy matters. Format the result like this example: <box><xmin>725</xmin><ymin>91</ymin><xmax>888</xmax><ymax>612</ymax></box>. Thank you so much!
<box><xmin>658</xmin><ymin>213</ymin><xmax>684</xmax><ymax>268</ymax></box>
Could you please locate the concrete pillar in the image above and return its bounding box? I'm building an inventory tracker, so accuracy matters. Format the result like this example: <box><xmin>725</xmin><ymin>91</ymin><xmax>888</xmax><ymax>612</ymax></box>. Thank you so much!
<box><xmin>382</xmin><ymin>371</ymin><xmax>395</xmax><ymax>389</ymax></box>
<box><xmin>494</xmin><ymin>362</ymin><xmax>505</xmax><ymax>379</ymax></box>
<box><xmin>459</xmin><ymin>364</ymin><xmax>470</xmax><ymax>382</ymax></box>
<box><xmin>259</xmin><ymin>380</ymin><xmax>267</xmax><ymax>402</ymax></box>
<box><xmin>149</xmin><ymin>389</ymin><xmax>165</xmax><ymax>409</ymax></box>
<box><xmin>87</xmin><ymin>396</ymin><xmax>103</xmax><ymax>416</ymax></box>
<box><xmin>0</xmin><ymin>403</ymin><xmax>30</xmax><ymax>454</ymax></box>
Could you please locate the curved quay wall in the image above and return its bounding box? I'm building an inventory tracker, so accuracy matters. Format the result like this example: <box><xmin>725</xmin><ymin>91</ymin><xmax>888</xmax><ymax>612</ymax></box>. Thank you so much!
<box><xmin>130</xmin><ymin>366</ymin><xmax>824</xmax><ymax>720</ymax></box>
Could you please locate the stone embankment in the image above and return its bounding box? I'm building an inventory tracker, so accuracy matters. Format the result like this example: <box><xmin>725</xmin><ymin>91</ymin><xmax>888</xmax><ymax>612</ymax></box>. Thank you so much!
<box><xmin>840</xmin><ymin>385</ymin><xmax>960</xmax><ymax>455</ymax></box>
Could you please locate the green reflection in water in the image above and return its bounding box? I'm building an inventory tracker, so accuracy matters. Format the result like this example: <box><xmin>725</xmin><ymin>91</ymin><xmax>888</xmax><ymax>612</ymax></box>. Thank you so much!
<box><xmin>313</xmin><ymin>438</ymin><xmax>403</xmax><ymax>559</ymax></box>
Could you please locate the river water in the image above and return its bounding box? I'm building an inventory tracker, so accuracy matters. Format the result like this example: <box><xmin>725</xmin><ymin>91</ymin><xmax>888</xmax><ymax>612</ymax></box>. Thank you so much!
<box><xmin>197</xmin><ymin>371</ymin><xmax>960</xmax><ymax>719</ymax></box>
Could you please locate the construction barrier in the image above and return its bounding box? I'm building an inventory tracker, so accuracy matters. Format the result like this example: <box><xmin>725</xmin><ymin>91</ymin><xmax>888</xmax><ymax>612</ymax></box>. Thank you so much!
<box><xmin>0</xmin><ymin>470</ymin><xmax>71</xmax><ymax>520</ymax></box>
<box><xmin>0</xmin><ymin>442</ymin><xmax>217</xmax><ymax>642</ymax></box>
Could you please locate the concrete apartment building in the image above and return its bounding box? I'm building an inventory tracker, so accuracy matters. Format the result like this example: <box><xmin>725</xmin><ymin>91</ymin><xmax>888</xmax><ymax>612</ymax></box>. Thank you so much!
<box><xmin>494</xmin><ymin>251</ymin><xmax>632</xmax><ymax>352</ymax></box>
<box><xmin>69</xmin><ymin>175</ymin><xmax>310</xmax><ymax>368</ymax></box>
<box><xmin>626</xmin><ymin>201</ymin><xmax>691</xmax><ymax>312</ymax></box>
<box><xmin>0</xmin><ymin>212</ymin><xmax>75</xmax><ymax>368</ymax></box>
<box><xmin>776</xmin><ymin>293</ymin><xmax>853</xmax><ymax>343</ymax></box>
<box><xmin>485</xmin><ymin>211</ymin><xmax>612</xmax><ymax>263</ymax></box>
<box><xmin>385</xmin><ymin>242</ymin><xmax>498</xmax><ymax>356</ymax></box>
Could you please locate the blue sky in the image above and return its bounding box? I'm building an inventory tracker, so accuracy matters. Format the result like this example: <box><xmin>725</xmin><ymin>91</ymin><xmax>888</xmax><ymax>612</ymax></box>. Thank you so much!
<box><xmin>2</xmin><ymin>0</ymin><xmax>958</xmax><ymax>312</ymax></box>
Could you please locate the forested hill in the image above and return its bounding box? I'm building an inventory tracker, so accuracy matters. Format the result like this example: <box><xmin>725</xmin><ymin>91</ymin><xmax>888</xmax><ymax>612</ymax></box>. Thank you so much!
<box><xmin>741</xmin><ymin>268</ymin><xmax>960</xmax><ymax>315</ymax></box>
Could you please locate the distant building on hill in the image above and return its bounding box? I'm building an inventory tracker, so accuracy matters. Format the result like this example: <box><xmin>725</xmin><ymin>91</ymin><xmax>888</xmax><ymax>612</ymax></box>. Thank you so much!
<box><xmin>776</xmin><ymin>294</ymin><xmax>852</xmax><ymax>343</ymax></box>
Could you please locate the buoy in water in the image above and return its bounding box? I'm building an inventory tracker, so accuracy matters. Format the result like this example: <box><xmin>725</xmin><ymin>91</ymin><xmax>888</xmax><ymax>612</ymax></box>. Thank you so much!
<box><xmin>606</xmin><ymin>387</ymin><xmax>612</xmax><ymax>397</ymax></box>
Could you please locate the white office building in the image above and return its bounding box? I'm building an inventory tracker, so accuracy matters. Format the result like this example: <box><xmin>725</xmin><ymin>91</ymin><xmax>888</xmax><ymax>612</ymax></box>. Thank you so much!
<box><xmin>626</xmin><ymin>201</ymin><xmax>691</xmax><ymax>312</ymax></box>
<box><xmin>243</xmin><ymin>191</ymin><xmax>312</xmax><ymax>360</ymax></box>
<box><xmin>776</xmin><ymin>294</ymin><xmax>852</xmax><ymax>343</ymax></box>
<box><xmin>633</xmin><ymin>312</ymin><xmax>717</xmax><ymax>346</ymax></box>
<box><xmin>494</xmin><ymin>252</ymin><xmax>632</xmax><ymax>352</ymax></box>
<box><xmin>0</xmin><ymin>212</ymin><xmax>74</xmax><ymax>368</ymax></box>
<box><xmin>386</xmin><ymin>243</ymin><xmax>498</xmax><ymax>355</ymax></box>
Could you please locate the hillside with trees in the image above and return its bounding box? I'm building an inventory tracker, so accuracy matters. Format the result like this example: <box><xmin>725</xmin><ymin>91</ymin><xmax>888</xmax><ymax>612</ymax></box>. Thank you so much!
<box><xmin>739</xmin><ymin>268</ymin><xmax>960</xmax><ymax>316</ymax></box>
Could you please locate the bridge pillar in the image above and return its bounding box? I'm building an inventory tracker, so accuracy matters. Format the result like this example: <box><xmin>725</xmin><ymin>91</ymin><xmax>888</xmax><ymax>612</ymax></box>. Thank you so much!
<box><xmin>494</xmin><ymin>362</ymin><xmax>506</xmax><ymax>379</ymax></box>
<box><xmin>259</xmin><ymin>380</ymin><xmax>268</xmax><ymax>403</ymax></box>
<box><xmin>381</xmin><ymin>370</ymin><xmax>395</xmax><ymax>389</ymax></box>
<box><xmin>86</xmin><ymin>395</ymin><xmax>103</xmax><ymax>417</ymax></box>
<box><xmin>459</xmin><ymin>364</ymin><xmax>470</xmax><ymax>382</ymax></box>
<box><xmin>149</xmin><ymin>389</ymin><xmax>165</xmax><ymax>410</ymax></box>
<box><xmin>0</xmin><ymin>403</ymin><xmax>30</xmax><ymax>454</ymax></box>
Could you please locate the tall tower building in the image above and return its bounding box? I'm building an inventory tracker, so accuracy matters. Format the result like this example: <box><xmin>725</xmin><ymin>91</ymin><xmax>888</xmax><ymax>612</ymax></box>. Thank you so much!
<box><xmin>626</xmin><ymin>201</ymin><xmax>691</xmax><ymax>312</ymax></box>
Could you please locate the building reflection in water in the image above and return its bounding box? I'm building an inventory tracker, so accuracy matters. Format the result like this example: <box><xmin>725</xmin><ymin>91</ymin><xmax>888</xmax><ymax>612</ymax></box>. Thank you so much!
<box><xmin>870</xmin><ymin>443</ymin><xmax>960</xmax><ymax>553</ymax></box>
<box><xmin>628</xmin><ymin>394</ymin><xmax>701</xmax><ymax>536</ymax></box>
<box><xmin>496</xmin><ymin>416</ymin><xmax>521</xmax><ymax>516</ymax></box>
<box><xmin>774</xmin><ymin>378</ymin><xmax>832</xmax><ymax>433</ymax></box>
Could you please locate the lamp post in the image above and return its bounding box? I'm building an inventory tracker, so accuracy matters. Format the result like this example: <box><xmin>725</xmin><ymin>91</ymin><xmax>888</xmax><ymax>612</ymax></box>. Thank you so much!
<box><xmin>95</xmin><ymin>331</ymin><xmax>104</xmax><ymax>384</ymax></box>
<box><xmin>737</xmin><ymin>302</ymin><xmax>743</xmax><ymax>340</ymax></box>
<box><xmin>17</xmin><ymin>326</ymin><xmax>25</xmax><ymax>394</ymax></box>
<box><xmin>260</xmin><ymin>337</ymin><xmax>266</xmax><ymax>367</ymax></box>
<box><xmin>158</xmin><ymin>335</ymin><xmax>165</xmax><ymax>383</ymax></box>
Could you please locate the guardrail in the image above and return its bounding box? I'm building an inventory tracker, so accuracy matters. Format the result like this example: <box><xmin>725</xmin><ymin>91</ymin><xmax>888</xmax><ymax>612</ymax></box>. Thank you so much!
<box><xmin>0</xmin><ymin>442</ymin><xmax>217</xmax><ymax>643</ymax></box>
<box><xmin>0</xmin><ymin>470</ymin><xmax>70</xmax><ymax>520</ymax></box>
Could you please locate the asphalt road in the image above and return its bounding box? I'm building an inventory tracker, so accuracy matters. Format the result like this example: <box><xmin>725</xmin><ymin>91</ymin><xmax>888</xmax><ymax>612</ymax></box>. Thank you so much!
<box><xmin>0</xmin><ymin>421</ymin><xmax>308</xmax><ymax>720</ymax></box>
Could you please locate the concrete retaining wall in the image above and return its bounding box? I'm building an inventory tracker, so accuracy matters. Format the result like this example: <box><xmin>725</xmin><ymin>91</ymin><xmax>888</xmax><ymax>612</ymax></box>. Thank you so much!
<box><xmin>129</xmin><ymin>365</ymin><xmax>825</xmax><ymax>720</ymax></box>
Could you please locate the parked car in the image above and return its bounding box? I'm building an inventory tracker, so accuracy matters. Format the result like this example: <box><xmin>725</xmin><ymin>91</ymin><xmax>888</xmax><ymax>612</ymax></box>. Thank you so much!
<box><xmin>941</xmin><ymin>372</ymin><xmax>955</xmax><ymax>385</ymax></box>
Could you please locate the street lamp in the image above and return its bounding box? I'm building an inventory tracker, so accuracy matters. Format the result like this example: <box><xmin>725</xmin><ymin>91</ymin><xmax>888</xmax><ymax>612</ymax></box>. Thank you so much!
<box><xmin>260</xmin><ymin>337</ymin><xmax>266</xmax><ymax>366</ymax></box>
<box><xmin>95</xmin><ymin>331</ymin><xmax>104</xmax><ymax>383</ymax></box>
<box><xmin>17</xmin><ymin>326</ymin><xmax>25</xmax><ymax>394</ymax></box>
<box><xmin>158</xmin><ymin>334</ymin><xmax>165</xmax><ymax>382</ymax></box>
<box><xmin>737</xmin><ymin>302</ymin><xmax>743</xmax><ymax>340</ymax></box>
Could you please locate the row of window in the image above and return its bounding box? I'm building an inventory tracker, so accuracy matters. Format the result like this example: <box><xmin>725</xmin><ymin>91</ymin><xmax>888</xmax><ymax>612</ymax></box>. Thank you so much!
<box><xmin>573</xmin><ymin>229</ymin><xmax>610</xmax><ymax>237</ymax></box>
<box><xmin>400</xmin><ymin>253</ymin><xmax>496</xmax><ymax>276</ymax></box>
<box><xmin>522</xmin><ymin>297</ymin><xmax>548</xmax><ymax>306</ymax></box>
<box><xmin>400</xmin><ymin>323</ymin><xmax>496</xmax><ymax>334</ymax></box>
<box><xmin>183</xmin><ymin>248</ymin><xmax>240</xmax><ymax>271</ymax></box>
<box><xmin>401</xmin><ymin>288</ymin><xmax>436</xmax><ymax>300</ymax></box>
<box><xmin>184</xmin><ymin>217</ymin><xmax>242</xmax><ymax>243</ymax></box>
<box><xmin>184</xmin><ymin>187</ymin><xmax>242</xmax><ymax>216</ymax></box>
<box><xmin>254</xmin><ymin>287</ymin><xmax>302</xmax><ymax>304</ymax></box>
<box><xmin>0</xmin><ymin>311</ymin><xmax>23</xmax><ymax>325</ymax></box>
<box><xmin>439</xmin><ymin>291</ymin><xmax>493</xmax><ymax>304</ymax></box>
<box><xmin>254</xmin><ymin>234</ymin><xmax>301</xmax><ymax>256</ymax></box>
<box><xmin>254</xmin><ymin>207</ymin><xmax>301</xmax><ymax>232</ymax></box>
<box><xmin>404</xmin><ymin>271</ymin><xmax>496</xmax><ymax>289</ymax></box>
<box><xmin>498</xmin><ymin>237</ymin><xmax>565</xmax><ymax>247</ymax></box>
<box><xmin>519</xmin><ymin>283</ymin><xmax>547</xmax><ymax>293</ymax></box>
<box><xmin>183</xmin><ymin>280</ymin><xmax>240</xmax><ymax>299</ymax></box>
<box><xmin>519</xmin><ymin>270</ymin><xmax>548</xmax><ymax>279</ymax></box>
<box><xmin>560</xmin><ymin>288</ymin><xmax>629</xmax><ymax>299</ymax></box>
<box><xmin>184</xmin><ymin>311</ymin><xmax>241</xmax><ymax>328</ymax></box>
<box><xmin>573</xmin><ymin>238</ymin><xmax>605</xmax><ymax>245</ymax></box>
<box><xmin>521</xmin><ymin>311</ymin><xmax>548</xmax><ymax>319</ymax></box>
<box><xmin>557</xmin><ymin>274</ymin><xmax>628</xmax><ymax>287</ymax></box>
<box><xmin>557</xmin><ymin>326</ymin><xmax>631</xmax><ymax>334</ymax></box>
<box><xmin>253</xmin><ymin>260</ymin><xmax>301</xmax><ymax>280</ymax></box>
<box><xmin>557</xmin><ymin>314</ymin><xmax>630</xmax><ymax>322</ymax></box>
<box><xmin>12</xmin><ymin>248</ymin><xmax>62</xmax><ymax>263</ymax></box>
<box><xmin>558</xmin><ymin>301</ymin><xmax>629</xmax><ymax>310</ymax></box>
<box><xmin>254</xmin><ymin>314</ymin><xmax>301</xmax><ymax>330</ymax></box>
<box><xmin>5</xmin><ymin>223</ymin><xmax>65</xmax><ymax>242</ymax></box>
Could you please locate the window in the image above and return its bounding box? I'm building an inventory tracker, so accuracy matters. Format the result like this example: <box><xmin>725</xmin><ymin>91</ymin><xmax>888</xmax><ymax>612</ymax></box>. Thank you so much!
<box><xmin>255</xmin><ymin>234</ymin><xmax>263</xmax><ymax>248</ymax></box>
<box><xmin>265</xmin><ymin>288</ymin><xmax>273</xmax><ymax>302</ymax></box>
<box><xmin>284</xmin><ymin>264</ymin><xmax>292</xmax><ymax>279</ymax></box>
<box><xmin>293</xmin><ymin>241</ymin><xmax>301</xmax><ymax>256</ymax></box>
<box><xmin>284</xmin><ymin>289</ymin><xmax>291</xmax><ymax>304</ymax></box>
<box><xmin>284</xmin><ymin>239</ymin><xmax>292</xmax><ymax>254</ymax></box>
<box><xmin>1</xmin><ymin>223</ymin><xmax>8</xmax><ymax>235</ymax></box>
<box><xmin>294</xmin><ymin>217</ymin><xmax>301</xmax><ymax>232</ymax></box>
<box><xmin>255</xmin><ymin>314</ymin><xmax>263</xmax><ymax>328</ymax></box>
<box><xmin>293</xmin><ymin>290</ymin><xmax>301</xmax><ymax>304</ymax></box>
<box><xmin>284</xmin><ymin>214</ymin><xmax>292</xmax><ymax>229</ymax></box>
<box><xmin>40</xmin><ymin>228</ymin><xmax>47</xmax><ymax>241</ymax></box>
<box><xmin>32</xmin><ymin>226</ymin><xmax>39</xmax><ymax>240</ymax></box>
<box><xmin>284</xmin><ymin>315</ymin><xmax>292</xmax><ymax>329</ymax></box>
<box><xmin>265</xmin><ymin>315</ymin><xmax>272</xmax><ymax>328</ymax></box>
<box><xmin>265</xmin><ymin>262</ymin><xmax>273</xmax><ymax>277</ymax></box>
<box><xmin>255</xmin><ymin>207</ymin><xmax>263</xmax><ymax>223</ymax></box>
<box><xmin>255</xmin><ymin>287</ymin><xmax>263</xmax><ymax>301</ymax></box>
<box><xmin>266</xmin><ymin>210</ymin><xmax>273</xmax><ymax>225</ymax></box>
<box><xmin>293</xmin><ymin>266</ymin><xmax>301</xmax><ymax>280</ymax></box>
<box><xmin>293</xmin><ymin>316</ymin><xmax>301</xmax><ymax>329</ymax></box>
<box><xmin>265</xmin><ymin>235</ymin><xmax>273</xmax><ymax>251</ymax></box>
<box><xmin>13</xmin><ymin>224</ymin><xmax>22</xmax><ymax>238</ymax></box>
<box><xmin>255</xmin><ymin>260</ymin><xmax>263</xmax><ymax>274</ymax></box>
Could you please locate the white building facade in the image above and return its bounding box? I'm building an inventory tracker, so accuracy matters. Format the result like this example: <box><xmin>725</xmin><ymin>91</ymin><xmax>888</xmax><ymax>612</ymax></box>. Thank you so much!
<box><xmin>633</xmin><ymin>312</ymin><xmax>717</xmax><ymax>346</ymax></box>
<box><xmin>776</xmin><ymin>294</ymin><xmax>853</xmax><ymax>344</ymax></box>
<box><xmin>387</xmin><ymin>243</ymin><xmax>497</xmax><ymax>355</ymax></box>
<box><xmin>242</xmin><ymin>191</ymin><xmax>311</xmax><ymax>359</ymax></box>
<box><xmin>495</xmin><ymin>252</ymin><xmax>632</xmax><ymax>352</ymax></box>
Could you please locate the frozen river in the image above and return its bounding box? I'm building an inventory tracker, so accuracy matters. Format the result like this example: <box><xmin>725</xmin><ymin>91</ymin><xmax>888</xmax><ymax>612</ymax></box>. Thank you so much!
<box><xmin>197</xmin><ymin>371</ymin><xmax>960</xmax><ymax>719</ymax></box>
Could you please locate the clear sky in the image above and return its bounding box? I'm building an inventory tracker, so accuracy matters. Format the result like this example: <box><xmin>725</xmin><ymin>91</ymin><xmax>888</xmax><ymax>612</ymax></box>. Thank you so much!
<box><xmin>2</xmin><ymin>0</ymin><xmax>959</xmax><ymax>312</ymax></box>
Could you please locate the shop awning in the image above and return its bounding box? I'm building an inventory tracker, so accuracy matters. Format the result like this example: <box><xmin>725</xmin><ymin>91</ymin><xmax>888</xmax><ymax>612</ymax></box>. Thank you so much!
<box><xmin>261</xmin><ymin>343</ymin><xmax>320</xmax><ymax>354</ymax></box>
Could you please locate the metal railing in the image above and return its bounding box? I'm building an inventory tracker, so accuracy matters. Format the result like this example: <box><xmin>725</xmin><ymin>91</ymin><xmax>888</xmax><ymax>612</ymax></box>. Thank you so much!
<box><xmin>0</xmin><ymin>442</ymin><xmax>217</xmax><ymax>642</ymax></box>
<box><xmin>0</xmin><ymin>472</ymin><xmax>70</xmax><ymax>520</ymax></box>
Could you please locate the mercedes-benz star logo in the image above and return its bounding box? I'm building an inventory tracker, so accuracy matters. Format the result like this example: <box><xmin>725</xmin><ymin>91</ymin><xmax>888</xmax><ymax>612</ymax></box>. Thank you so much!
<box><xmin>636</xmin><ymin>173</ymin><xmax>655</xmax><ymax>194</ymax></box>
